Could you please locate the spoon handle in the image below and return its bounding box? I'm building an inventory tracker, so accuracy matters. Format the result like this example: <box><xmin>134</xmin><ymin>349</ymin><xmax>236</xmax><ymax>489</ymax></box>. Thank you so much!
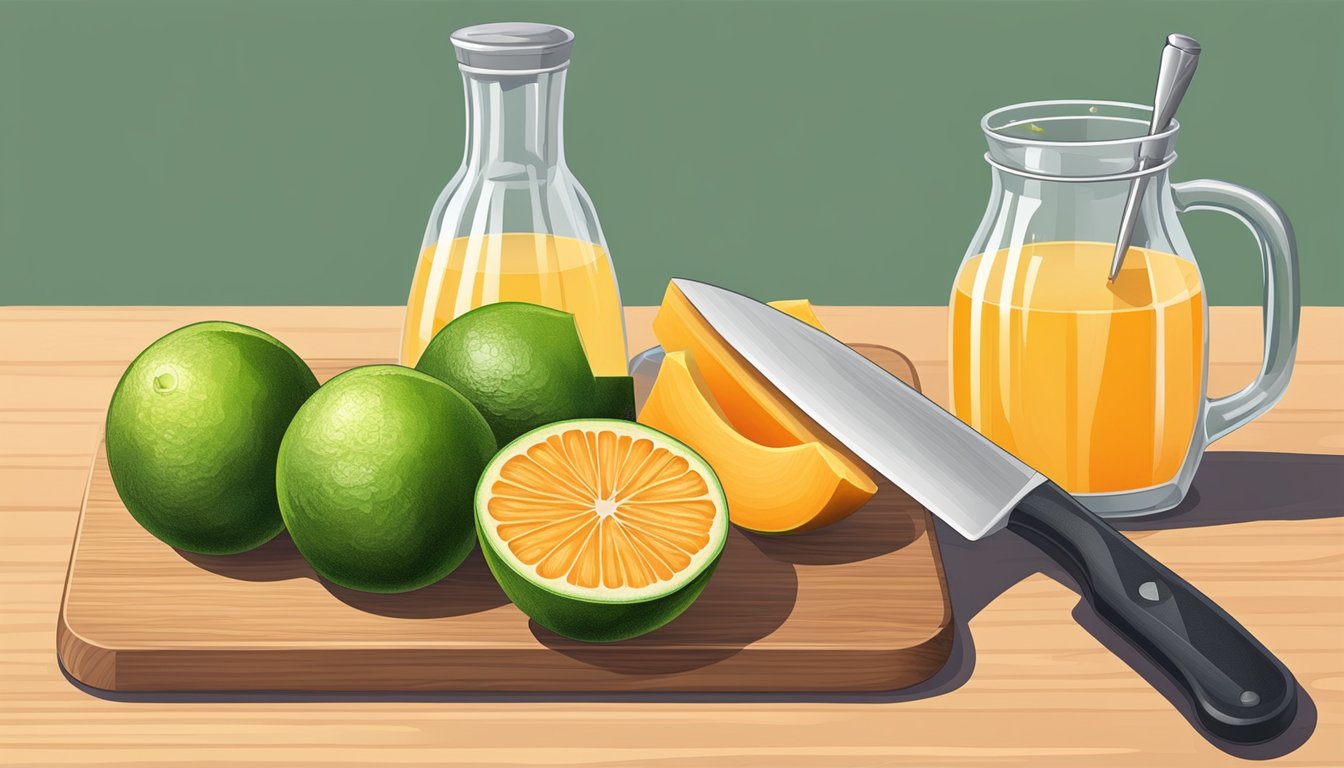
<box><xmin>1109</xmin><ymin>34</ymin><xmax>1201</xmax><ymax>282</ymax></box>
<box><xmin>1110</xmin><ymin>175</ymin><xmax>1152</xmax><ymax>279</ymax></box>
<box><xmin>1150</xmin><ymin>34</ymin><xmax>1202</xmax><ymax>133</ymax></box>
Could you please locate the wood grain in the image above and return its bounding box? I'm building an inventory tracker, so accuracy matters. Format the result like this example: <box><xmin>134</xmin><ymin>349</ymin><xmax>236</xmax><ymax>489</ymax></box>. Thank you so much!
<box><xmin>55</xmin><ymin>345</ymin><xmax>952</xmax><ymax>693</ymax></box>
<box><xmin>2</xmin><ymin>306</ymin><xmax>1341</xmax><ymax>767</ymax></box>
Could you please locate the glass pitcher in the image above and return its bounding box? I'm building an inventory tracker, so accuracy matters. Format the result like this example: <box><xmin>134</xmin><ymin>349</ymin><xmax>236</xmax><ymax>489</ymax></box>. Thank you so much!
<box><xmin>950</xmin><ymin>100</ymin><xmax>1299</xmax><ymax>517</ymax></box>
<box><xmin>400</xmin><ymin>23</ymin><xmax>628</xmax><ymax>375</ymax></box>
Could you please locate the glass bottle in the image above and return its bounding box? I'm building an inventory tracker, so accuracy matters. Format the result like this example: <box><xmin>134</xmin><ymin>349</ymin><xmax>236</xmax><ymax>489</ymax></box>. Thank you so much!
<box><xmin>400</xmin><ymin>23</ymin><xmax>628</xmax><ymax>375</ymax></box>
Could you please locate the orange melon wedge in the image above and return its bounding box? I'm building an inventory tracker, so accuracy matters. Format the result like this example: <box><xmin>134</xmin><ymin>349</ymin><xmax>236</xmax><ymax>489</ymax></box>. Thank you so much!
<box><xmin>654</xmin><ymin>284</ymin><xmax>874</xmax><ymax>473</ymax></box>
<box><xmin>767</xmin><ymin>299</ymin><xmax>827</xmax><ymax>331</ymax></box>
<box><xmin>639</xmin><ymin>350</ymin><xmax>876</xmax><ymax>534</ymax></box>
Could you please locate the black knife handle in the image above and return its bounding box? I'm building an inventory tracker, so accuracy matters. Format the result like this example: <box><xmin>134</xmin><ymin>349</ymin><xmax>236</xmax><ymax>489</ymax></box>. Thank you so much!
<box><xmin>1007</xmin><ymin>481</ymin><xmax>1296</xmax><ymax>744</ymax></box>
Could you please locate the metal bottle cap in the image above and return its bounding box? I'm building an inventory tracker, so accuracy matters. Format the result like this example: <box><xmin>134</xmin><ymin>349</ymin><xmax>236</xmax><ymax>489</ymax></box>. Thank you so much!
<box><xmin>450</xmin><ymin>23</ymin><xmax>575</xmax><ymax>75</ymax></box>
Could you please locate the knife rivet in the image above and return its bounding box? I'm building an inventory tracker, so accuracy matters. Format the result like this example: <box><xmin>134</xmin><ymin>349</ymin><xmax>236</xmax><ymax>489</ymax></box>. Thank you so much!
<box><xmin>1240</xmin><ymin>690</ymin><xmax>1260</xmax><ymax>706</ymax></box>
<box><xmin>1138</xmin><ymin>581</ymin><xmax>1161</xmax><ymax>602</ymax></box>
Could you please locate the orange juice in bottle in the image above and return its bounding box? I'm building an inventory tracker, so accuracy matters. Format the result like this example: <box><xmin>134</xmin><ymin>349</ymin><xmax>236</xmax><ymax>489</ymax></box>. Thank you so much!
<box><xmin>400</xmin><ymin>23</ymin><xmax>627</xmax><ymax>374</ymax></box>
<box><xmin>402</xmin><ymin>234</ymin><xmax>626</xmax><ymax>374</ymax></box>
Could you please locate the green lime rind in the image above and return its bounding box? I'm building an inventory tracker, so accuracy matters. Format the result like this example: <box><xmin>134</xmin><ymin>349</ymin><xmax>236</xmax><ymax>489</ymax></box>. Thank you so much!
<box><xmin>414</xmin><ymin>302</ymin><xmax>599</xmax><ymax>445</ymax></box>
<box><xmin>591</xmin><ymin>376</ymin><xmax>636</xmax><ymax>421</ymax></box>
<box><xmin>277</xmin><ymin>365</ymin><xmax>496</xmax><ymax>593</ymax></box>
<box><xmin>479</xmin><ymin>535</ymin><xmax>720</xmax><ymax>642</ymax></box>
<box><xmin>105</xmin><ymin>321</ymin><xmax>319</xmax><ymax>555</ymax></box>
<box><xmin>474</xmin><ymin>419</ymin><xmax>728</xmax><ymax>642</ymax></box>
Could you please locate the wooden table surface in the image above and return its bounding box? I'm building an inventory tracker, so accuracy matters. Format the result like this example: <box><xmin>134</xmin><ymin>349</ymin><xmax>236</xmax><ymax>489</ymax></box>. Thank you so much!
<box><xmin>2</xmin><ymin>306</ymin><xmax>1341</xmax><ymax>767</ymax></box>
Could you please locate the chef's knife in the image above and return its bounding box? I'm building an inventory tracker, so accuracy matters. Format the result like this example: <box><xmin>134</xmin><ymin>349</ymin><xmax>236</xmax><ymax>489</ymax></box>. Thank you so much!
<box><xmin>671</xmin><ymin>278</ymin><xmax>1297</xmax><ymax>744</ymax></box>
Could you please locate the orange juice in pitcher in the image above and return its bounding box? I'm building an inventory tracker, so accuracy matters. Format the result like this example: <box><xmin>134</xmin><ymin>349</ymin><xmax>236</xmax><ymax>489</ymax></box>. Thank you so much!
<box><xmin>951</xmin><ymin>100</ymin><xmax>1299</xmax><ymax>517</ymax></box>
<box><xmin>951</xmin><ymin>242</ymin><xmax>1205</xmax><ymax>494</ymax></box>
<box><xmin>400</xmin><ymin>24</ymin><xmax>627</xmax><ymax>374</ymax></box>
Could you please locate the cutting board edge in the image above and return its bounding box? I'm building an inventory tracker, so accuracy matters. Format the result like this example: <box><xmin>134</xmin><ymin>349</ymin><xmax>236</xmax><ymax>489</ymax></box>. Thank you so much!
<box><xmin>55</xmin><ymin>625</ymin><xmax>956</xmax><ymax>694</ymax></box>
<box><xmin>57</xmin><ymin>440</ymin><xmax>117</xmax><ymax>691</ymax></box>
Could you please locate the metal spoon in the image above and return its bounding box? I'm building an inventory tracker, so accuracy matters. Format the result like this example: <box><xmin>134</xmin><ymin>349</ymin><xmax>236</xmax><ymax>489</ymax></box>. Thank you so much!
<box><xmin>1108</xmin><ymin>34</ymin><xmax>1201</xmax><ymax>281</ymax></box>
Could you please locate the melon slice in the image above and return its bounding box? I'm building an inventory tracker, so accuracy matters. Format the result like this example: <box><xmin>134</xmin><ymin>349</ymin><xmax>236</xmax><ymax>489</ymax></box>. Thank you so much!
<box><xmin>767</xmin><ymin>299</ymin><xmax>827</xmax><ymax>331</ymax></box>
<box><xmin>639</xmin><ymin>350</ymin><xmax>876</xmax><ymax>534</ymax></box>
<box><xmin>654</xmin><ymin>284</ymin><xmax>873</xmax><ymax>477</ymax></box>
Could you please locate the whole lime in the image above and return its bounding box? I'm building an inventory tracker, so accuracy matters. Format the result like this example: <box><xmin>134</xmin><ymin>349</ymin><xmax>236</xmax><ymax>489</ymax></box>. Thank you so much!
<box><xmin>105</xmin><ymin>322</ymin><xmax>319</xmax><ymax>554</ymax></box>
<box><xmin>276</xmin><ymin>365</ymin><xmax>496</xmax><ymax>593</ymax></box>
<box><xmin>414</xmin><ymin>302</ymin><xmax>599</xmax><ymax>445</ymax></box>
<box><xmin>593</xmin><ymin>376</ymin><xmax>636</xmax><ymax>421</ymax></box>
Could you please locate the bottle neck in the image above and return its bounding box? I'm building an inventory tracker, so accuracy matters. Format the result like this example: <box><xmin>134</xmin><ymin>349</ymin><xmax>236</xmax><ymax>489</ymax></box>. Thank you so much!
<box><xmin>461</xmin><ymin>69</ymin><xmax>567</xmax><ymax>174</ymax></box>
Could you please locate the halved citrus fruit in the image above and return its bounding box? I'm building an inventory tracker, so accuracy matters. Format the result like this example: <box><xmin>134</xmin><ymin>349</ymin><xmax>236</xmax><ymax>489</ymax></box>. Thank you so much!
<box><xmin>475</xmin><ymin>419</ymin><xmax>729</xmax><ymax>642</ymax></box>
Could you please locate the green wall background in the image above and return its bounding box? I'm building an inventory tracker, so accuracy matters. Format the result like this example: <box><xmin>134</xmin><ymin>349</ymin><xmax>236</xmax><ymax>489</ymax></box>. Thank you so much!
<box><xmin>2</xmin><ymin>0</ymin><xmax>1341</xmax><ymax>306</ymax></box>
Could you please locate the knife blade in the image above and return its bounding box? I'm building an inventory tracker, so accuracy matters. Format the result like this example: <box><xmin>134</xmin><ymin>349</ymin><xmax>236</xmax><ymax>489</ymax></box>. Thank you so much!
<box><xmin>672</xmin><ymin>280</ymin><xmax>1044</xmax><ymax>541</ymax></box>
<box><xmin>670</xmin><ymin>278</ymin><xmax>1296</xmax><ymax>744</ymax></box>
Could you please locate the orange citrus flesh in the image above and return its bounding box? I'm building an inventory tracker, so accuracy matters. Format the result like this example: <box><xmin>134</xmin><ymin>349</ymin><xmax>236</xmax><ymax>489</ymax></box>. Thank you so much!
<box><xmin>485</xmin><ymin>427</ymin><xmax>719</xmax><ymax>590</ymax></box>
<box><xmin>640</xmin><ymin>351</ymin><xmax>876</xmax><ymax>534</ymax></box>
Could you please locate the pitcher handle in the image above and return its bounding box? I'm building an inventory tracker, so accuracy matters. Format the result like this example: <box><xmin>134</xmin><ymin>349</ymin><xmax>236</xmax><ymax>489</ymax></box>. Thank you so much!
<box><xmin>1171</xmin><ymin>179</ymin><xmax>1300</xmax><ymax>444</ymax></box>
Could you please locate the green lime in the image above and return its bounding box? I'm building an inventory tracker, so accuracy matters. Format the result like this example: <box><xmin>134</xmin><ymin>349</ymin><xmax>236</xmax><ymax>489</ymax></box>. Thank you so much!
<box><xmin>414</xmin><ymin>302</ymin><xmax>600</xmax><ymax>445</ymax></box>
<box><xmin>476</xmin><ymin>419</ymin><xmax>728</xmax><ymax>642</ymax></box>
<box><xmin>276</xmin><ymin>365</ymin><xmax>496</xmax><ymax>593</ymax></box>
<box><xmin>593</xmin><ymin>376</ymin><xmax>636</xmax><ymax>421</ymax></box>
<box><xmin>105</xmin><ymin>322</ymin><xmax>319</xmax><ymax>554</ymax></box>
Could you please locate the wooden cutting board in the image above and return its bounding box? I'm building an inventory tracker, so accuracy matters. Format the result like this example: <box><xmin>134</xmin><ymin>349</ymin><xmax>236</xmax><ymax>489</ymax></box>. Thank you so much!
<box><xmin>57</xmin><ymin>344</ymin><xmax>952</xmax><ymax>693</ymax></box>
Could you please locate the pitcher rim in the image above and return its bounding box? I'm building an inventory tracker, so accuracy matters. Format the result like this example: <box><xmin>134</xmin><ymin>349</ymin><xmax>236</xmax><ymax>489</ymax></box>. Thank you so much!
<box><xmin>982</xmin><ymin>99</ymin><xmax>1181</xmax><ymax>148</ymax></box>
